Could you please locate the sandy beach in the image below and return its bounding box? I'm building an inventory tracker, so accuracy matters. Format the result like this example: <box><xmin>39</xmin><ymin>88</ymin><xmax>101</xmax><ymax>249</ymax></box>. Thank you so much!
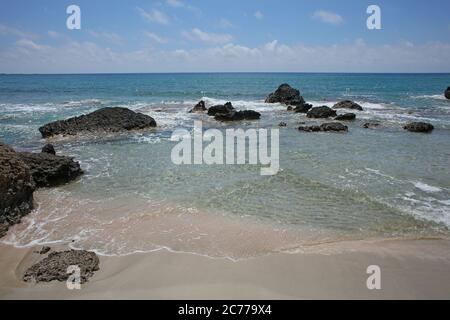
<box><xmin>1</xmin><ymin>239</ymin><xmax>450</xmax><ymax>300</ymax></box>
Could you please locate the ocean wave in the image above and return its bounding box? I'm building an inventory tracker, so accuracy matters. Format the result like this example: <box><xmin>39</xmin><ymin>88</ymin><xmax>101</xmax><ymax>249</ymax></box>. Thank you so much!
<box><xmin>411</xmin><ymin>94</ymin><xmax>448</xmax><ymax>101</ymax></box>
<box><xmin>413</xmin><ymin>181</ymin><xmax>442</xmax><ymax>193</ymax></box>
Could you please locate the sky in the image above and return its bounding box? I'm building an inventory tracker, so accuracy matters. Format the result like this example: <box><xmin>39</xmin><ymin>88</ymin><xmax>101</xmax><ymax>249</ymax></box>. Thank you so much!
<box><xmin>0</xmin><ymin>0</ymin><xmax>449</xmax><ymax>73</ymax></box>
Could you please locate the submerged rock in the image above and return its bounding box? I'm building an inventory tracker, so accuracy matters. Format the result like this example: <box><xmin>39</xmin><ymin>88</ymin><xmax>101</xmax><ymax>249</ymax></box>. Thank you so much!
<box><xmin>18</xmin><ymin>152</ymin><xmax>83</xmax><ymax>188</ymax></box>
<box><xmin>279</xmin><ymin>122</ymin><xmax>287</xmax><ymax>127</ymax></box>
<box><xmin>298</xmin><ymin>122</ymin><xmax>348</xmax><ymax>133</ymax></box>
<box><xmin>265</xmin><ymin>84</ymin><xmax>306</xmax><ymax>106</ymax></box>
<box><xmin>307</xmin><ymin>106</ymin><xmax>337</xmax><ymax>119</ymax></box>
<box><xmin>41</xmin><ymin>144</ymin><xmax>56</xmax><ymax>155</ymax></box>
<box><xmin>333</xmin><ymin>100</ymin><xmax>363</xmax><ymax>111</ymax></box>
<box><xmin>189</xmin><ymin>100</ymin><xmax>207</xmax><ymax>113</ymax></box>
<box><xmin>445</xmin><ymin>87</ymin><xmax>450</xmax><ymax>100</ymax></box>
<box><xmin>23</xmin><ymin>250</ymin><xmax>99</xmax><ymax>284</ymax></box>
<box><xmin>403</xmin><ymin>122</ymin><xmax>434</xmax><ymax>133</ymax></box>
<box><xmin>207</xmin><ymin>102</ymin><xmax>235</xmax><ymax>116</ymax></box>
<box><xmin>215</xmin><ymin>110</ymin><xmax>261</xmax><ymax>122</ymax></box>
<box><xmin>335</xmin><ymin>113</ymin><xmax>356</xmax><ymax>121</ymax></box>
<box><xmin>363</xmin><ymin>122</ymin><xmax>381</xmax><ymax>129</ymax></box>
<box><xmin>0</xmin><ymin>143</ymin><xmax>35</xmax><ymax>238</ymax></box>
<box><xmin>39</xmin><ymin>107</ymin><xmax>157</xmax><ymax>138</ymax></box>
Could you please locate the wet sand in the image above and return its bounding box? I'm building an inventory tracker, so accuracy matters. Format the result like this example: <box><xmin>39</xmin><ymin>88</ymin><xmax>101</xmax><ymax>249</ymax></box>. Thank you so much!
<box><xmin>1</xmin><ymin>239</ymin><xmax>450</xmax><ymax>300</ymax></box>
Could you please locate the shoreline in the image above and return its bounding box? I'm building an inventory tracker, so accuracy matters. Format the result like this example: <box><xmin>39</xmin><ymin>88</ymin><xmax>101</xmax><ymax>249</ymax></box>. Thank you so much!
<box><xmin>1</xmin><ymin>238</ymin><xmax>450</xmax><ymax>300</ymax></box>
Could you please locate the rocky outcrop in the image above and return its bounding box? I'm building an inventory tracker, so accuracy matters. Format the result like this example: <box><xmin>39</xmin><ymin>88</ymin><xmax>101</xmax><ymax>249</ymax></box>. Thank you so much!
<box><xmin>265</xmin><ymin>84</ymin><xmax>306</xmax><ymax>106</ymax></box>
<box><xmin>39</xmin><ymin>107</ymin><xmax>157</xmax><ymax>138</ymax></box>
<box><xmin>403</xmin><ymin>122</ymin><xmax>434</xmax><ymax>133</ymax></box>
<box><xmin>41</xmin><ymin>144</ymin><xmax>56</xmax><ymax>155</ymax></box>
<box><xmin>293</xmin><ymin>103</ymin><xmax>313</xmax><ymax>113</ymax></box>
<box><xmin>445</xmin><ymin>87</ymin><xmax>450</xmax><ymax>100</ymax></box>
<box><xmin>333</xmin><ymin>100</ymin><xmax>363</xmax><ymax>111</ymax></box>
<box><xmin>0</xmin><ymin>143</ymin><xmax>35</xmax><ymax>238</ymax></box>
<box><xmin>335</xmin><ymin>113</ymin><xmax>356</xmax><ymax>121</ymax></box>
<box><xmin>23</xmin><ymin>250</ymin><xmax>99</xmax><ymax>284</ymax></box>
<box><xmin>214</xmin><ymin>110</ymin><xmax>261</xmax><ymax>122</ymax></box>
<box><xmin>18</xmin><ymin>152</ymin><xmax>83</xmax><ymax>188</ymax></box>
<box><xmin>207</xmin><ymin>102</ymin><xmax>235</xmax><ymax>116</ymax></box>
<box><xmin>307</xmin><ymin>106</ymin><xmax>337</xmax><ymax>119</ymax></box>
<box><xmin>189</xmin><ymin>100</ymin><xmax>207</xmax><ymax>113</ymax></box>
<box><xmin>298</xmin><ymin>122</ymin><xmax>348</xmax><ymax>133</ymax></box>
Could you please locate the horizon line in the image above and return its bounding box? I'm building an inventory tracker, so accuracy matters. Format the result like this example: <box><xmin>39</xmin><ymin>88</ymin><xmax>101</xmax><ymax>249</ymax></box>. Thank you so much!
<box><xmin>2</xmin><ymin>72</ymin><xmax>450</xmax><ymax>76</ymax></box>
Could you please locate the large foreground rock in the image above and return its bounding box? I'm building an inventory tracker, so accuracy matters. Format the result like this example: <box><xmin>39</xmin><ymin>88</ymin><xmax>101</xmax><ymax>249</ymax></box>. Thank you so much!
<box><xmin>333</xmin><ymin>100</ymin><xmax>363</xmax><ymax>111</ymax></box>
<box><xmin>215</xmin><ymin>110</ymin><xmax>261</xmax><ymax>122</ymax></box>
<box><xmin>0</xmin><ymin>143</ymin><xmax>35</xmax><ymax>238</ymax></box>
<box><xmin>39</xmin><ymin>107</ymin><xmax>157</xmax><ymax>138</ymax></box>
<box><xmin>307</xmin><ymin>106</ymin><xmax>337</xmax><ymax>119</ymax></box>
<box><xmin>189</xmin><ymin>100</ymin><xmax>207</xmax><ymax>113</ymax></box>
<box><xmin>265</xmin><ymin>84</ymin><xmax>306</xmax><ymax>106</ymax></box>
<box><xmin>23</xmin><ymin>250</ymin><xmax>99</xmax><ymax>284</ymax></box>
<box><xmin>207</xmin><ymin>102</ymin><xmax>235</xmax><ymax>116</ymax></box>
<box><xmin>403</xmin><ymin>122</ymin><xmax>434</xmax><ymax>133</ymax></box>
<box><xmin>298</xmin><ymin>122</ymin><xmax>348</xmax><ymax>133</ymax></box>
<box><xmin>18</xmin><ymin>152</ymin><xmax>83</xmax><ymax>188</ymax></box>
<box><xmin>445</xmin><ymin>87</ymin><xmax>450</xmax><ymax>100</ymax></box>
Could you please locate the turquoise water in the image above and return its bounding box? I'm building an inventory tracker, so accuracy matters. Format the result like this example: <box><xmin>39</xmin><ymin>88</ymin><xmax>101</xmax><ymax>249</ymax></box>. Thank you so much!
<box><xmin>1</xmin><ymin>73</ymin><xmax>450</xmax><ymax>258</ymax></box>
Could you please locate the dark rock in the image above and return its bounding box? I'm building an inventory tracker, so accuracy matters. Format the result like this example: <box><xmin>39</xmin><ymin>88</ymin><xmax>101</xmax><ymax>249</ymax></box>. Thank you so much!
<box><xmin>279</xmin><ymin>122</ymin><xmax>287</xmax><ymax>127</ymax></box>
<box><xmin>39</xmin><ymin>107</ymin><xmax>157</xmax><ymax>138</ymax></box>
<box><xmin>403</xmin><ymin>122</ymin><xmax>434</xmax><ymax>133</ymax></box>
<box><xmin>18</xmin><ymin>152</ymin><xmax>83</xmax><ymax>188</ymax></box>
<box><xmin>335</xmin><ymin>113</ymin><xmax>356</xmax><ymax>121</ymax></box>
<box><xmin>214</xmin><ymin>110</ymin><xmax>261</xmax><ymax>122</ymax></box>
<box><xmin>207</xmin><ymin>102</ymin><xmax>235</xmax><ymax>116</ymax></box>
<box><xmin>23</xmin><ymin>250</ymin><xmax>99</xmax><ymax>284</ymax></box>
<box><xmin>320</xmin><ymin>122</ymin><xmax>348</xmax><ymax>132</ymax></box>
<box><xmin>41</xmin><ymin>144</ymin><xmax>56</xmax><ymax>155</ymax></box>
<box><xmin>363</xmin><ymin>122</ymin><xmax>381</xmax><ymax>129</ymax></box>
<box><xmin>287</xmin><ymin>106</ymin><xmax>293</xmax><ymax>111</ymax></box>
<box><xmin>0</xmin><ymin>142</ymin><xmax>35</xmax><ymax>238</ymax></box>
<box><xmin>39</xmin><ymin>246</ymin><xmax>51</xmax><ymax>255</ymax></box>
<box><xmin>307</xmin><ymin>106</ymin><xmax>337</xmax><ymax>119</ymax></box>
<box><xmin>445</xmin><ymin>87</ymin><xmax>450</xmax><ymax>100</ymax></box>
<box><xmin>298</xmin><ymin>122</ymin><xmax>348</xmax><ymax>133</ymax></box>
<box><xmin>293</xmin><ymin>103</ymin><xmax>313</xmax><ymax>113</ymax></box>
<box><xmin>333</xmin><ymin>100</ymin><xmax>364</xmax><ymax>111</ymax></box>
<box><xmin>189</xmin><ymin>100</ymin><xmax>207</xmax><ymax>113</ymax></box>
<box><xmin>265</xmin><ymin>84</ymin><xmax>306</xmax><ymax>106</ymax></box>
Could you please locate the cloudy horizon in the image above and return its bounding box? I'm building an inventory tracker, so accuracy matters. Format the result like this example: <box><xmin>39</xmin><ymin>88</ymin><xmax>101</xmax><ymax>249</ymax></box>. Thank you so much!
<box><xmin>1</xmin><ymin>0</ymin><xmax>450</xmax><ymax>74</ymax></box>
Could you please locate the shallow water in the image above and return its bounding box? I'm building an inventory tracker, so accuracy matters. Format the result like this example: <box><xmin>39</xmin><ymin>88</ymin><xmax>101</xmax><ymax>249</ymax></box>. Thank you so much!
<box><xmin>1</xmin><ymin>73</ymin><xmax>450</xmax><ymax>258</ymax></box>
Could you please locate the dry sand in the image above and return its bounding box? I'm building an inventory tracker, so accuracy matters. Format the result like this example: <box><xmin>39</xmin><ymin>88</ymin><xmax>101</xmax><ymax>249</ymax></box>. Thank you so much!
<box><xmin>1</xmin><ymin>239</ymin><xmax>450</xmax><ymax>300</ymax></box>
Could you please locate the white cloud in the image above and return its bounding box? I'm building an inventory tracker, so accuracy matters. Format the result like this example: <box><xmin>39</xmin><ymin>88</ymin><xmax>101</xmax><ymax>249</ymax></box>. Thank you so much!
<box><xmin>2</xmin><ymin>38</ymin><xmax>450</xmax><ymax>73</ymax></box>
<box><xmin>312</xmin><ymin>10</ymin><xmax>344</xmax><ymax>25</ymax></box>
<box><xmin>254</xmin><ymin>11</ymin><xmax>264</xmax><ymax>20</ymax></box>
<box><xmin>0</xmin><ymin>24</ymin><xmax>37</xmax><ymax>39</ymax></box>
<box><xmin>137</xmin><ymin>8</ymin><xmax>170</xmax><ymax>25</ymax></box>
<box><xmin>144</xmin><ymin>32</ymin><xmax>168</xmax><ymax>44</ymax></box>
<box><xmin>89</xmin><ymin>31</ymin><xmax>124</xmax><ymax>45</ymax></box>
<box><xmin>182</xmin><ymin>28</ymin><xmax>233</xmax><ymax>44</ymax></box>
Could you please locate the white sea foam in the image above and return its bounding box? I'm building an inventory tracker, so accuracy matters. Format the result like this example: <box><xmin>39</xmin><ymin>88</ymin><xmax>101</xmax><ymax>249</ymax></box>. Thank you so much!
<box><xmin>411</xmin><ymin>94</ymin><xmax>448</xmax><ymax>101</ymax></box>
<box><xmin>413</xmin><ymin>181</ymin><xmax>442</xmax><ymax>193</ymax></box>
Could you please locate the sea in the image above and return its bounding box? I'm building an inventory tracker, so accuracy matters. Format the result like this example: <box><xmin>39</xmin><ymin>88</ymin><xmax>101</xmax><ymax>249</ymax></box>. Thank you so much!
<box><xmin>1</xmin><ymin>73</ymin><xmax>449</xmax><ymax>260</ymax></box>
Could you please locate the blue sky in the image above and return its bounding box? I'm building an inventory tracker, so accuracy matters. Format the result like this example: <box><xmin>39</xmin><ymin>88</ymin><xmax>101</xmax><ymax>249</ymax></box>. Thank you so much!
<box><xmin>0</xmin><ymin>0</ymin><xmax>449</xmax><ymax>73</ymax></box>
